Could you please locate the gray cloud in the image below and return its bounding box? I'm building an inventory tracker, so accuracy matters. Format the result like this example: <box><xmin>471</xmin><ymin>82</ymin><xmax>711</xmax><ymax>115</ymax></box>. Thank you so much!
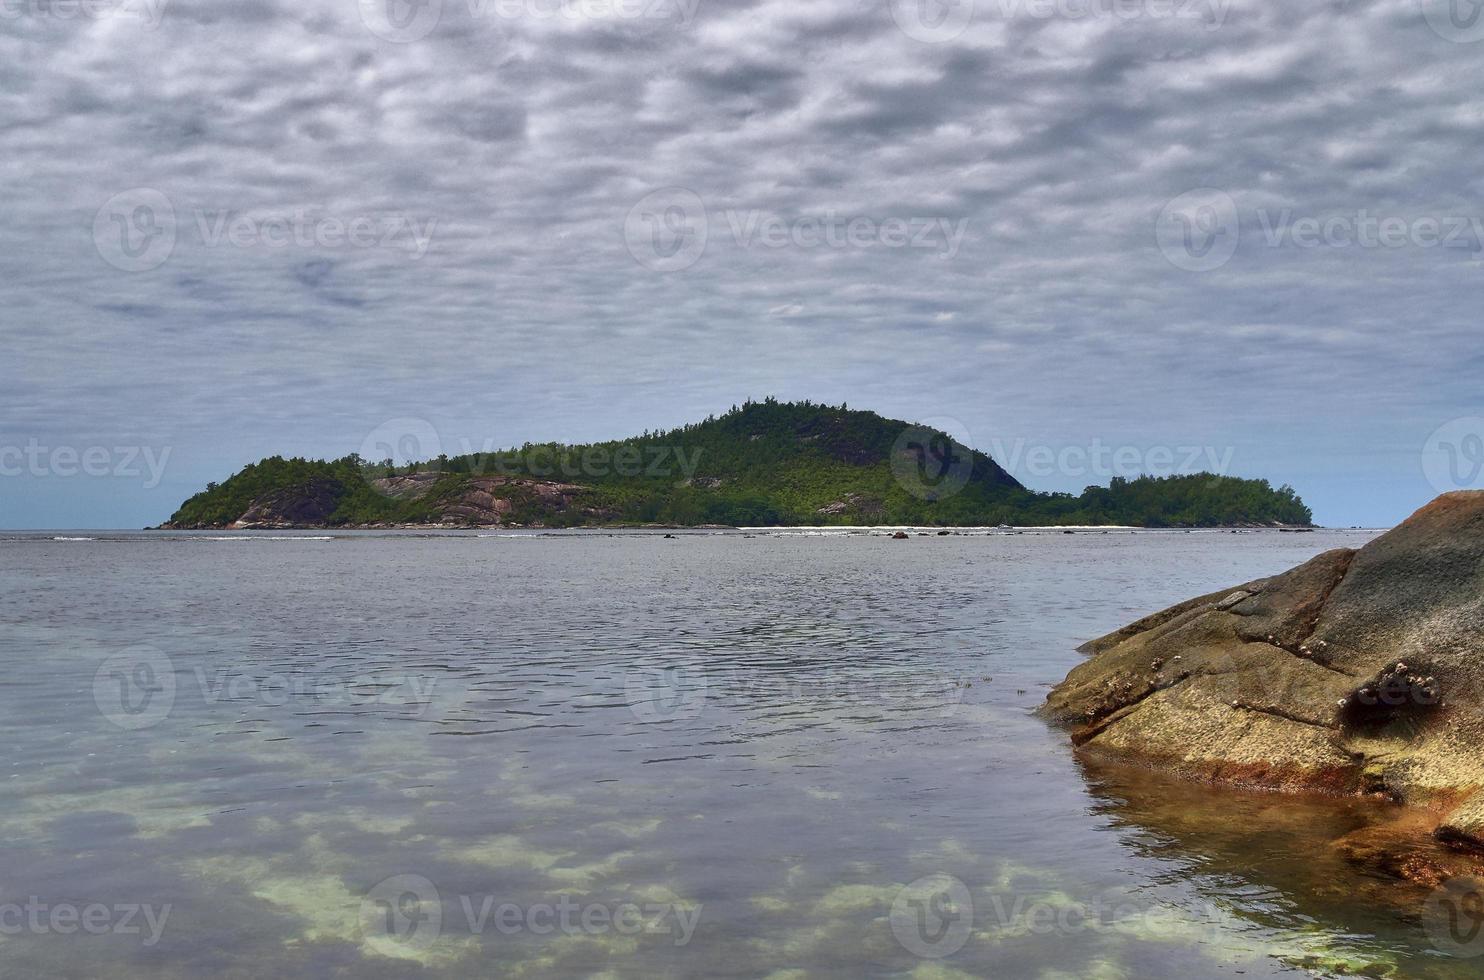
<box><xmin>2</xmin><ymin>0</ymin><xmax>1482</xmax><ymax>527</ymax></box>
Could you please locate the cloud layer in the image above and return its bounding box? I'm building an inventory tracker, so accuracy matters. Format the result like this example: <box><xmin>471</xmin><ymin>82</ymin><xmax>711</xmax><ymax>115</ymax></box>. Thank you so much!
<box><xmin>4</xmin><ymin>0</ymin><xmax>1483</xmax><ymax>526</ymax></box>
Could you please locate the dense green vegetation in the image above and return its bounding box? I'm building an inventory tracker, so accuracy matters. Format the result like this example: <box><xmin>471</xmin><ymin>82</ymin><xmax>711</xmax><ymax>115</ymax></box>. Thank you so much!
<box><xmin>165</xmin><ymin>399</ymin><xmax>1313</xmax><ymax>528</ymax></box>
<box><xmin>166</xmin><ymin>456</ymin><xmax>406</xmax><ymax>528</ymax></box>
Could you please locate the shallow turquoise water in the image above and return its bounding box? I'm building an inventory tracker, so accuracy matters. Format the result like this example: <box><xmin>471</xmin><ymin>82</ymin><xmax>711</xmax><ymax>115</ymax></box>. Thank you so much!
<box><xmin>2</xmin><ymin>527</ymin><xmax>1470</xmax><ymax>978</ymax></box>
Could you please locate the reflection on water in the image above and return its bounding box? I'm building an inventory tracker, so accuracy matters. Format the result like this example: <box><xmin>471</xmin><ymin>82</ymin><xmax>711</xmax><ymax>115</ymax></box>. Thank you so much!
<box><xmin>1077</xmin><ymin>757</ymin><xmax>1478</xmax><ymax>978</ymax></box>
<box><xmin>3</xmin><ymin>527</ymin><xmax>1474</xmax><ymax>977</ymax></box>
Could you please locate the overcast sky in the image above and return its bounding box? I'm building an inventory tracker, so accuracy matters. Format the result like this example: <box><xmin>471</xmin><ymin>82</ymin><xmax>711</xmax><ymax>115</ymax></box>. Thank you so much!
<box><xmin>4</xmin><ymin>0</ymin><xmax>1483</xmax><ymax>528</ymax></box>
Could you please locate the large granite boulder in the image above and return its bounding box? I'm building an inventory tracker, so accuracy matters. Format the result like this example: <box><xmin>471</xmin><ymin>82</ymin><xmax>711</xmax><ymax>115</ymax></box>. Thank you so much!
<box><xmin>1043</xmin><ymin>491</ymin><xmax>1484</xmax><ymax>854</ymax></box>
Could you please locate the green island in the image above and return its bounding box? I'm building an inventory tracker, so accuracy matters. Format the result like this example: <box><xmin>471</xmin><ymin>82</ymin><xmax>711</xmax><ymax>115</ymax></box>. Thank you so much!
<box><xmin>162</xmin><ymin>399</ymin><xmax>1313</xmax><ymax>529</ymax></box>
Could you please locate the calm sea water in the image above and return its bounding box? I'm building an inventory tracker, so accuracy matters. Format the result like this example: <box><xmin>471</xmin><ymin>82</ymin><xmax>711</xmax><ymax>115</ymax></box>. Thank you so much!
<box><xmin>1</xmin><ymin>527</ymin><xmax>1471</xmax><ymax>978</ymax></box>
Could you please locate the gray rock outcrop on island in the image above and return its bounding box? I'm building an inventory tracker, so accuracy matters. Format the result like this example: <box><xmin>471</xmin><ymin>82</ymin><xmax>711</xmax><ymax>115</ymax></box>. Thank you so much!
<box><xmin>372</xmin><ymin>475</ymin><xmax>595</xmax><ymax>526</ymax></box>
<box><xmin>234</xmin><ymin>479</ymin><xmax>342</xmax><ymax>527</ymax></box>
<box><xmin>1043</xmin><ymin>491</ymin><xmax>1484</xmax><ymax>863</ymax></box>
<box><xmin>206</xmin><ymin>473</ymin><xmax>605</xmax><ymax>529</ymax></box>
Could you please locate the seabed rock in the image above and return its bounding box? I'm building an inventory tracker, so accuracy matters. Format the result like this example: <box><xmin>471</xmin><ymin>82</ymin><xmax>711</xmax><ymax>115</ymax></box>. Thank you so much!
<box><xmin>1043</xmin><ymin>491</ymin><xmax>1484</xmax><ymax>881</ymax></box>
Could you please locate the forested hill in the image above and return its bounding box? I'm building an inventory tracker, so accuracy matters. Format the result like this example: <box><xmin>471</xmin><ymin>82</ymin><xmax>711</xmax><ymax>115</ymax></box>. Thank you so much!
<box><xmin>163</xmin><ymin>399</ymin><xmax>1314</xmax><ymax>529</ymax></box>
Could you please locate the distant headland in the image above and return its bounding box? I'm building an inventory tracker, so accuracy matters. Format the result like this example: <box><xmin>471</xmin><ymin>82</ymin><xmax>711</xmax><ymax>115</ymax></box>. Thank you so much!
<box><xmin>159</xmin><ymin>400</ymin><xmax>1314</xmax><ymax>530</ymax></box>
